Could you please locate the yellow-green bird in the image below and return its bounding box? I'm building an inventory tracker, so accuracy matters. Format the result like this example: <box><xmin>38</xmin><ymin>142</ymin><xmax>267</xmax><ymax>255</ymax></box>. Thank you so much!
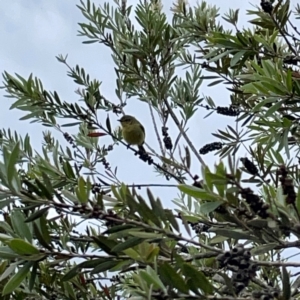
<box><xmin>118</xmin><ymin>115</ymin><xmax>146</xmax><ymax>152</ymax></box>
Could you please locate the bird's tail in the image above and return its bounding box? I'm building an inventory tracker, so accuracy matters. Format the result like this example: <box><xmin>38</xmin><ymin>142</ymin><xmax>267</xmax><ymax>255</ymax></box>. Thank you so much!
<box><xmin>138</xmin><ymin>145</ymin><xmax>146</xmax><ymax>153</ymax></box>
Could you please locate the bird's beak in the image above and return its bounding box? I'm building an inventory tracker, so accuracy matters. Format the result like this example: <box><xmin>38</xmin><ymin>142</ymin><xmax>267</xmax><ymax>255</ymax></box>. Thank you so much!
<box><xmin>117</xmin><ymin>119</ymin><xmax>121</xmax><ymax>122</ymax></box>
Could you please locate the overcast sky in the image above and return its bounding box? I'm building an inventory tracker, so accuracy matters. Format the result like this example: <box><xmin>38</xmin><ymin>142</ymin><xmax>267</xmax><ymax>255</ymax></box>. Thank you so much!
<box><xmin>1</xmin><ymin>0</ymin><xmax>300</xmax><ymax>261</ymax></box>
<box><xmin>0</xmin><ymin>0</ymin><xmax>253</xmax><ymax>182</ymax></box>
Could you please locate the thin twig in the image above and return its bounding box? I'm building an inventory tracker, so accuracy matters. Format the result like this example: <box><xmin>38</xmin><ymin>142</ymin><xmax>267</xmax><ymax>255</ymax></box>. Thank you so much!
<box><xmin>255</xmin><ymin>260</ymin><xmax>300</xmax><ymax>267</ymax></box>
<box><xmin>105</xmin><ymin>215</ymin><xmax>222</xmax><ymax>253</ymax></box>
<box><xmin>270</xmin><ymin>14</ymin><xmax>297</xmax><ymax>56</ymax></box>
<box><xmin>163</xmin><ymin>98</ymin><xmax>207</xmax><ymax>167</ymax></box>
<box><xmin>99</xmin><ymin>183</ymin><xmax>179</xmax><ymax>188</ymax></box>
<box><xmin>288</xmin><ymin>19</ymin><xmax>300</xmax><ymax>39</ymax></box>
<box><xmin>148</xmin><ymin>100</ymin><xmax>165</xmax><ymax>155</ymax></box>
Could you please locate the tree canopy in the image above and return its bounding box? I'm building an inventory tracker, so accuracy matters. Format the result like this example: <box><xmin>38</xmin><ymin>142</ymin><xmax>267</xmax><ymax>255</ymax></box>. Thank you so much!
<box><xmin>1</xmin><ymin>0</ymin><xmax>300</xmax><ymax>299</ymax></box>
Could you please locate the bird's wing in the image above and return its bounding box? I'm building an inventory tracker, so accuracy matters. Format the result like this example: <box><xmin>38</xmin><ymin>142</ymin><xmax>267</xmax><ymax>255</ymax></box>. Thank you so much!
<box><xmin>140</xmin><ymin>124</ymin><xmax>145</xmax><ymax>137</ymax></box>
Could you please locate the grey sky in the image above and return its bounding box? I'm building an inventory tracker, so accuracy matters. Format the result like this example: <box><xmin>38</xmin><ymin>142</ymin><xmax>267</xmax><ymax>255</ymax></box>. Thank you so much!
<box><xmin>1</xmin><ymin>0</ymin><xmax>300</xmax><ymax>270</ymax></box>
<box><xmin>0</xmin><ymin>0</ymin><xmax>248</xmax><ymax>174</ymax></box>
<box><xmin>1</xmin><ymin>0</ymin><xmax>299</xmax><ymax>210</ymax></box>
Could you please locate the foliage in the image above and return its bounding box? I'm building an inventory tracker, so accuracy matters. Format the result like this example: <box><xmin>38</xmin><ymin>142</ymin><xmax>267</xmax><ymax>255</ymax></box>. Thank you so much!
<box><xmin>1</xmin><ymin>0</ymin><xmax>300</xmax><ymax>299</ymax></box>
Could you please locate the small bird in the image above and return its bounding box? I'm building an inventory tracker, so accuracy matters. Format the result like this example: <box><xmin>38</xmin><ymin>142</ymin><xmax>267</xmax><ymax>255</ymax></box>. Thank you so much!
<box><xmin>118</xmin><ymin>115</ymin><xmax>146</xmax><ymax>153</ymax></box>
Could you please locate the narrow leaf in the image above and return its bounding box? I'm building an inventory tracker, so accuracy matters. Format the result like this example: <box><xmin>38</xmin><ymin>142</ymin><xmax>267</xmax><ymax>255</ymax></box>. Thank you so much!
<box><xmin>3</xmin><ymin>261</ymin><xmax>33</xmax><ymax>295</ymax></box>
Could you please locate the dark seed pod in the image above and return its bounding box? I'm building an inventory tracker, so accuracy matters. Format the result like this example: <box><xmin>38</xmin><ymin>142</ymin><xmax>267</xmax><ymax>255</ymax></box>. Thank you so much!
<box><xmin>271</xmin><ymin>289</ymin><xmax>279</xmax><ymax>298</ymax></box>
<box><xmin>216</xmin><ymin>106</ymin><xmax>240</xmax><ymax>116</ymax></box>
<box><xmin>163</xmin><ymin>136</ymin><xmax>173</xmax><ymax>150</ymax></box>
<box><xmin>234</xmin><ymin>282</ymin><xmax>245</xmax><ymax>293</ymax></box>
<box><xmin>224</xmin><ymin>251</ymin><xmax>232</xmax><ymax>258</ymax></box>
<box><xmin>240</xmin><ymin>157</ymin><xmax>259</xmax><ymax>175</ymax></box>
<box><xmin>230</xmin><ymin>257</ymin><xmax>242</xmax><ymax>266</ymax></box>
<box><xmin>243</xmin><ymin>250</ymin><xmax>252</xmax><ymax>260</ymax></box>
<box><xmin>199</xmin><ymin>142</ymin><xmax>223</xmax><ymax>154</ymax></box>
<box><xmin>232</xmin><ymin>246</ymin><xmax>244</xmax><ymax>256</ymax></box>
<box><xmin>260</xmin><ymin>0</ymin><xmax>273</xmax><ymax>13</ymax></box>
<box><xmin>232</xmin><ymin>271</ymin><xmax>245</xmax><ymax>282</ymax></box>
<box><xmin>248</xmin><ymin>263</ymin><xmax>258</xmax><ymax>273</ymax></box>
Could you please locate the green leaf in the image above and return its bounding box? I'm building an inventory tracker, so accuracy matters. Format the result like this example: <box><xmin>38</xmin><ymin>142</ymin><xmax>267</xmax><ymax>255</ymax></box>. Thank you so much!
<box><xmin>159</xmin><ymin>263</ymin><xmax>189</xmax><ymax>294</ymax></box>
<box><xmin>212</xmin><ymin>228</ymin><xmax>261</xmax><ymax>242</ymax></box>
<box><xmin>178</xmin><ymin>184</ymin><xmax>222</xmax><ymax>201</ymax></box>
<box><xmin>147</xmin><ymin>189</ymin><xmax>166</xmax><ymax>221</ymax></box>
<box><xmin>29</xmin><ymin>262</ymin><xmax>38</xmax><ymax>291</ymax></box>
<box><xmin>282</xmin><ymin>266</ymin><xmax>291</xmax><ymax>300</ymax></box>
<box><xmin>207</xmin><ymin>79</ymin><xmax>223</xmax><ymax>87</ymax></box>
<box><xmin>6</xmin><ymin>142</ymin><xmax>20</xmax><ymax>187</ymax></box>
<box><xmin>76</xmin><ymin>258</ymin><xmax>109</xmax><ymax>269</ymax></box>
<box><xmin>0</xmin><ymin>247</ymin><xmax>19</xmax><ymax>259</ymax></box>
<box><xmin>265</xmin><ymin>101</ymin><xmax>284</xmax><ymax>117</ymax></box>
<box><xmin>33</xmin><ymin>223</ymin><xmax>52</xmax><ymax>251</ymax></box>
<box><xmin>91</xmin><ymin>236</ymin><xmax>118</xmax><ymax>255</ymax></box>
<box><xmin>61</xmin><ymin>189</ymin><xmax>80</xmax><ymax>203</ymax></box>
<box><xmin>8</xmin><ymin>239</ymin><xmax>40</xmax><ymax>255</ymax></box>
<box><xmin>3</xmin><ymin>147</ymin><xmax>20</xmax><ymax>193</ymax></box>
<box><xmin>61</xmin><ymin>266</ymin><xmax>80</xmax><ymax>282</ymax></box>
<box><xmin>206</xmin><ymin>49</ymin><xmax>233</xmax><ymax>63</ymax></box>
<box><xmin>25</xmin><ymin>207</ymin><xmax>49</xmax><ymax>222</ymax></box>
<box><xmin>63</xmin><ymin>281</ymin><xmax>76</xmax><ymax>299</ymax></box>
<box><xmin>62</xmin><ymin>160</ymin><xmax>76</xmax><ymax>179</ymax></box>
<box><xmin>39</xmin><ymin>215</ymin><xmax>51</xmax><ymax>244</ymax></box>
<box><xmin>165</xmin><ymin>209</ymin><xmax>180</xmax><ymax>232</ymax></box>
<box><xmin>286</xmin><ymin>69</ymin><xmax>293</xmax><ymax>92</ymax></box>
<box><xmin>61</xmin><ymin>122</ymin><xmax>82</xmax><ymax>127</ymax></box>
<box><xmin>129</xmin><ymin>232</ymin><xmax>163</xmax><ymax>239</ymax></box>
<box><xmin>104</xmin><ymin>224</ymin><xmax>135</xmax><ymax>234</ymax></box>
<box><xmin>11</xmin><ymin>210</ymin><xmax>32</xmax><ymax>242</ymax></box>
<box><xmin>0</xmin><ymin>262</ymin><xmax>16</xmax><ymax>282</ymax></box>
<box><xmin>103</xmin><ymin>224</ymin><xmax>135</xmax><ymax>234</ymax></box>
<box><xmin>209</xmin><ymin>235</ymin><xmax>228</xmax><ymax>244</ymax></box>
<box><xmin>251</xmin><ymin>243</ymin><xmax>277</xmax><ymax>255</ymax></box>
<box><xmin>230</xmin><ymin>51</ymin><xmax>246</xmax><ymax>67</ymax></box>
<box><xmin>139</xmin><ymin>267</ymin><xmax>166</xmax><ymax>291</ymax></box>
<box><xmin>292</xmin><ymin>275</ymin><xmax>300</xmax><ymax>292</ymax></box>
<box><xmin>22</xmin><ymin>180</ymin><xmax>43</xmax><ymax>197</ymax></box>
<box><xmin>76</xmin><ymin>176</ymin><xmax>88</xmax><ymax>204</ymax></box>
<box><xmin>41</xmin><ymin>172</ymin><xmax>54</xmax><ymax>195</ymax></box>
<box><xmin>200</xmin><ymin>201</ymin><xmax>223</xmax><ymax>214</ymax></box>
<box><xmin>182</xmin><ymin>263</ymin><xmax>213</xmax><ymax>295</ymax></box>
<box><xmin>91</xmin><ymin>260</ymin><xmax>120</xmax><ymax>274</ymax></box>
<box><xmin>35</xmin><ymin>178</ymin><xmax>53</xmax><ymax>200</ymax></box>
<box><xmin>135</xmin><ymin>195</ymin><xmax>161</xmax><ymax>227</ymax></box>
<box><xmin>2</xmin><ymin>261</ymin><xmax>33</xmax><ymax>295</ymax></box>
<box><xmin>246</xmin><ymin>219</ymin><xmax>268</xmax><ymax>229</ymax></box>
<box><xmin>261</xmin><ymin>80</ymin><xmax>287</xmax><ymax>95</ymax></box>
<box><xmin>0</xmin><ymin>234</ymin><xmax>14</xmax><ymax>242</ymax></box>
<box><xmin>111</xmin><ymin>237</ymin><xmax>144</xmax><ymax>253</ymax></box>
<box><xmin>0</xmin><ymin>222</ymin><xmax>15</xmax><ymax>236</ymax></box>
